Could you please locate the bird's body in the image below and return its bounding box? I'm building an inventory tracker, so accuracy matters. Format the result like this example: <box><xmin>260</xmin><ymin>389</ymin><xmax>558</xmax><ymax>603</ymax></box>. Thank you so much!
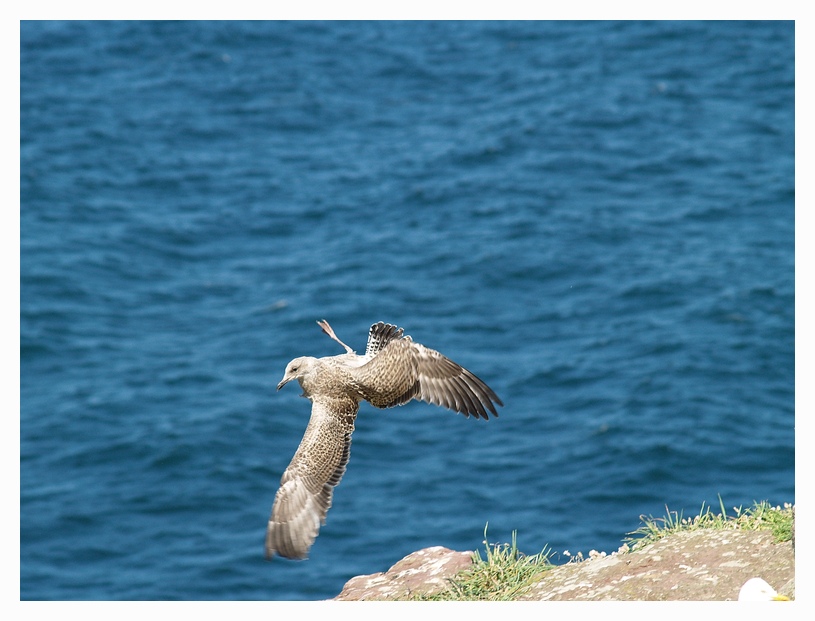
<box><xmin>266</xmin><ymin>320</ymin><xmax>503</xmax><ymax>560</ymax></box>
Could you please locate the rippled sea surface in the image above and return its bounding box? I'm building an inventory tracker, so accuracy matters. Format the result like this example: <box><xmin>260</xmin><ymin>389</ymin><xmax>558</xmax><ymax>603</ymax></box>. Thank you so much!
<box><xmin>20</xmin><ymin>21</ymin><xmax>794</xmax><ymax>600</ymax></box>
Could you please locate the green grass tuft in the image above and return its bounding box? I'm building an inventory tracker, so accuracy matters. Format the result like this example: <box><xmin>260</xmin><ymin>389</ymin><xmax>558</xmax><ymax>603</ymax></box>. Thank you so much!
<box><xmin>624</xmin><ymin>497</ymin><xmax>795</xmax><ymax>551</ymax></box>
<box><xmin>408</xmin><ymin>525</ymin><xmax>554</xmax><ymax>601</ymax></box>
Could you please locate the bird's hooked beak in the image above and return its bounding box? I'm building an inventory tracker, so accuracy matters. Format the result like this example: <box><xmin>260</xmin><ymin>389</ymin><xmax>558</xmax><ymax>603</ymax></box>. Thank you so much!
<box><xmin>277</xmin><ymin>357</ymin><xmax>308</xmax><ymax>392</ymax></box>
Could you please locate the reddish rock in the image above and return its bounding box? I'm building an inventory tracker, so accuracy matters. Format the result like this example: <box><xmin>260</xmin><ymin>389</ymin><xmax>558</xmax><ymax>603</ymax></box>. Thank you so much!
<box><xmin>521</xmin><ymin>529</ymin><xmax>794</xmax><ymax>601</ymax></box>
<box><xmin>333</xmin><ymin>546</ymin><xmax>474</xmax><ymax>601</ymax></box>
<box><xmin>331</xmin><ymin>529</ymin><xmax>794</xmax><ymax>601</ymax></box>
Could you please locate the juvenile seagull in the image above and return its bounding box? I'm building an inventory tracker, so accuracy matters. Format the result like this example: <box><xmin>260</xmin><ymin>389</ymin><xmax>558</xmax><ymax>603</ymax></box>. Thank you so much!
<box><xmin>266</xmin><ymin>320</ymin><xmax>503</xmax><ymax>560</ymax></box>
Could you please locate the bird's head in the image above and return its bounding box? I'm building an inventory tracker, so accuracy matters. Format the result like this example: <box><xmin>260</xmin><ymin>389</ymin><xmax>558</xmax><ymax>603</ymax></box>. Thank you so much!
<box><xmin>738</xmin><ymin>577</ymin><xmax>790</xmax><ymax>601</ymax></box>
<box><xmin>277</xmin><ymin>356</ymin><xmax>315</xmax><ymax>391</ymax></box>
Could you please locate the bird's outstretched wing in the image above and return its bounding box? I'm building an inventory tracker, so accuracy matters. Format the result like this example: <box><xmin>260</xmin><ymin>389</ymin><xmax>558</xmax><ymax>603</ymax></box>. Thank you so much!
<box><xmin>365</xmin><ymin>321</ymin><xmax>405</xmax><ymax>357</ymax></box>
<box><xmin>352</xmin><ymin>331</ymin><xmax>503</xmax><ymax>420</ymax></box>
<box><xmin>265</xmin><ymin>397</ymin><xmax>358</xmax><ymax>560</ymax></box>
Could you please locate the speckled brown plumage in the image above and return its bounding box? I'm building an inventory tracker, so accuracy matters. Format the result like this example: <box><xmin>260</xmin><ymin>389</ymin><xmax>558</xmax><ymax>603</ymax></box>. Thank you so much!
<box><xmin>266</xmin><ymin>321</ymin><xmax>503</xmax><ymax>560</ymax></box>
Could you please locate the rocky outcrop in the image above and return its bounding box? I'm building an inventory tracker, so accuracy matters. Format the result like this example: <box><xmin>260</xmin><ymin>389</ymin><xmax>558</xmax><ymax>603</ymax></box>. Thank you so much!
<box><xmin>332</xmin><ymin>530</ymin><xmax>794</xmax><ymax>601</ymax></box>
<box><xmin>521</xmin><ymin>529</ymin><xmax>794</xmax><ymax>601</ymax></box>
<box><xmin>333</xmin><ymin>546</ymin><xmax>474</xmax><ymax>601</ymax></box>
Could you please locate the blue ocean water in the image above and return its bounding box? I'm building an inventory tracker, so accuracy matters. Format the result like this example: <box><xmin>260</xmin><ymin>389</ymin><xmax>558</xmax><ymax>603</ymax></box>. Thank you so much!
<box><xmin>20</xmin><ymin>21</ymin><xmax>794</xmax><ymax>601</ymax></box>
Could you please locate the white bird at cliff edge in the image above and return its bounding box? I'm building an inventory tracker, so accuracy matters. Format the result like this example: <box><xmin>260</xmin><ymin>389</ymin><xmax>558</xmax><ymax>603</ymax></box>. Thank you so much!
<box><xmin>738</xmin><ymin>578</ymin><xmax>790</xmax><ymax>601</ymax></box>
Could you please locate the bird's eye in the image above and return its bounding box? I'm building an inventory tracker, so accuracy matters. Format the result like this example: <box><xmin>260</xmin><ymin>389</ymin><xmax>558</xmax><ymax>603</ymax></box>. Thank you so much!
<box><xmin>291</xmin><ymin>366</ymin><xmax>298</xmax><ymax>372</ymax></box>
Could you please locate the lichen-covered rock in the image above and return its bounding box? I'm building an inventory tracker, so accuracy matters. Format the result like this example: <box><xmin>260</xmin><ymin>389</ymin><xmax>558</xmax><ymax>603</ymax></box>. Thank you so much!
<box><xmin>333</xmin><ymin>546</ymin><xmax>474</xmax><ymax>601</ymax></box>
<box><xmin>523</xmin><ymin>529</ymin><xmax>794</xmax><ymax>601</ymax></box>
<box><xmin>332</xmin><ymin>530</ymin><xmax>793</xmax><ymax>601</ymax></box>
